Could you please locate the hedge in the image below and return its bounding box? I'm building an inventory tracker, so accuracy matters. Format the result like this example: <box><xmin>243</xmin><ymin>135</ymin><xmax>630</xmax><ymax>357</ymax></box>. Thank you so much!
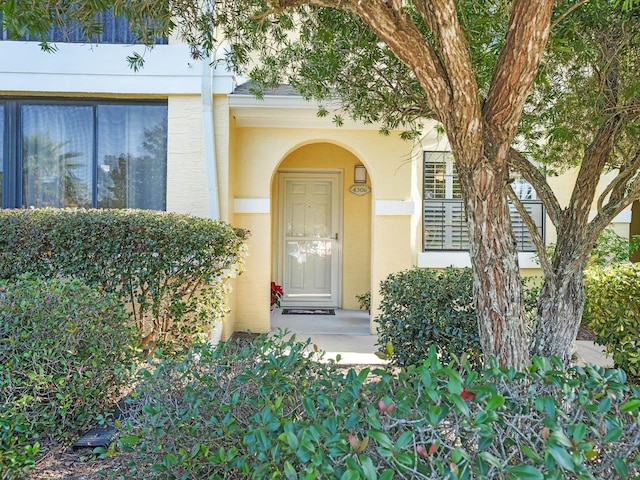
<box><xmin>0</xmin><ymin>208</ymin><xmax>248</xmax><ymax>353</ymax></box>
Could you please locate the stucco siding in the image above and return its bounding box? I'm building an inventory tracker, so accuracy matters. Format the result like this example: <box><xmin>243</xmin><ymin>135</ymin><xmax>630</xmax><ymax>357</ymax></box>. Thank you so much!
<box><xmin>166</xmin><ymin>95</ymin><xmax>208</xmax><ymax>216</ymax></box>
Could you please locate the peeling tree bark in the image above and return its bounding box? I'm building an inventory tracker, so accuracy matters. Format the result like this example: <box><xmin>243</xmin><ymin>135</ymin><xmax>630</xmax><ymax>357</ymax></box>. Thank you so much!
<box><xmin>457</xmin><ymin>154</ymin><xmax>531</xmax><ymax>369</ymax></box>
<box><xmin>529</xmin><ymin>115</ymin><xmax>629</xmax><ymax>364</ymax></box>
<box><xmin>531</xmin><ymin>268</ymin><xmax>586</xmax><ymax>365</ymax></box>
<box><xmin>353</xmin><ymin>0</ymin><xmax>553</xmax><ymax>369</ymax></box>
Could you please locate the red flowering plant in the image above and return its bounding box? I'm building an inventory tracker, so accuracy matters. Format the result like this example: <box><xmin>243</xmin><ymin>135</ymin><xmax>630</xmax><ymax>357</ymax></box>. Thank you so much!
<box><xmin>270</xmin><ymin>282</ymin><xmax>283</xmax><ymax>309</ymax></box>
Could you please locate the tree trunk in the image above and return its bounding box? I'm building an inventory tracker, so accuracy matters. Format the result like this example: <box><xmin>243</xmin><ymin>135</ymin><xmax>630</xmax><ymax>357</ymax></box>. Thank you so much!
<box><xmin>458</xmin><ymin>157</ymin><xmax>530</xmax><ymax>370</ymax></box>
<box><xmin>530</xmin><ymin>268</ymin><xmax>585</xmax><ymax>366</ymax></box>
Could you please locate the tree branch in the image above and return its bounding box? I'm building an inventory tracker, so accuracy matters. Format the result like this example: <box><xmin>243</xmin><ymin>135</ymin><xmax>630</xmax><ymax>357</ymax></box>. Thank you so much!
<box><xmin>417</xmin><ymin>0</ymin><xmax>482</xmax><ymax>147</ymax></box>
<box><xmin>569</xmin><ymin>114</ymin><xmax>625</xmax><ymax>224</ymax></box>
<box><xmin>597</xmin><ymin>149</ymin><xmax>640</xmax><ymax>212</ymax></box>
<box><xmin>507</xmin><ymin>148</ymin><xmax>563</xmax><ymax>229</ymax></box>
<box><xmin>550</xmin><ymin>0</ymin><xmax>590</xmax><ymax>30</ymax></box>
<box><xmin>587</xmin><ymin>179</ymin><xmax>640</xmax><ymax>259</ymax></box>
<box><xmin>348</xmin><ymin>1</ymin><xmax>453</xmax><ymax>123</ymax></box>
<box><xmin>507</xmin><ymin>185</ymin><xmax>553</xmax><ymax>278</ymax></box>
<box><xmin>483</xmin><ymin>1</ymin><xmax>554</xmax><ymax>145</ymax></box>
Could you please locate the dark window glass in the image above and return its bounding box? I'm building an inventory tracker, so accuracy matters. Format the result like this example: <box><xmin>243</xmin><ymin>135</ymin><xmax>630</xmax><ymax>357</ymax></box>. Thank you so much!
<box><xmin>0</xmin><ymin>99</ymin><xmax>167</xmax><ymax>210</ymax></box>
<box><xmin>0</xmin><ymin>10</ymin><xmax>167</xmax><ymax>44</ymax></box>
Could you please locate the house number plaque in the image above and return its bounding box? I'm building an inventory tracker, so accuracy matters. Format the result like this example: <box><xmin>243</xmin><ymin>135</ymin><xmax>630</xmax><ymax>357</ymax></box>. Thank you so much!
<box><xmin>349</xmin><ymin>185</ymin><xmax>371</xmax><ymax>196</ymax></box>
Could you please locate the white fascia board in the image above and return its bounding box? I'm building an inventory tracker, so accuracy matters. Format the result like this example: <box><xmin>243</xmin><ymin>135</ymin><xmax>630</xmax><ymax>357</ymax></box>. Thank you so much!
<box><xmin>229</xmin><ymin>94</ymin><xmax>379</xmax><ymax>130</ymax></box>
<box><xmin>417</xmin><ymin>251</ymin><xmax>539</xmax><ymax>269</ymax></box>
<box><xmin>0</xmin><ymin>41</ymin><xmax>236</xmax><ymax>95</ymax></box>
<box><xmin>587</xmin><ymin>208</ymin><xmax>632</xmax><ymax>224</ymax></box>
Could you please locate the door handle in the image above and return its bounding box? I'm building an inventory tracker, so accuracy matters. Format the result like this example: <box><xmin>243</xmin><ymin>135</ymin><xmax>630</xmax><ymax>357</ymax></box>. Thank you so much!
<box><xmin>334</xmin><ymin>233</ymin><xmax>338</xmax><ymax>241</ymax></box>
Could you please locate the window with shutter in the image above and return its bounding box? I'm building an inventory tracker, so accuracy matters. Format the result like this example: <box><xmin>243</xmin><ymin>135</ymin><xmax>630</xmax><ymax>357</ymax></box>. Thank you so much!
<box><xmin>423</xmin><ymin>151</ymin><xmax>544</xmax><ymax>252</ymax></box>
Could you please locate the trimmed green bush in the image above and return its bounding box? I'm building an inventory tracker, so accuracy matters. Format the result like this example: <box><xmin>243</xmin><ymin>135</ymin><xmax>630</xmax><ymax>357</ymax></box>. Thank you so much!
<box><xmin>0</xmin><ymin>208</ymin><xmax>248</xmax><ymax>353</ymax></box>
<box><xmin>375</xmin><ymin>267</ymin><xmax>482</xmax><ymax>368</ymax></box>
<box><xmin>0</xmin><ymin>276</ymin><xmax>137</xmax><ymax>476</ymax></box>
<box><xmin>583</xmin><ymin>263</ymin><xmax>640</xmax><ymax>378</ymax></box>
<box><xmin>116</xmin><ymin>335</ymin><xmax>640</xmax><ymax>479</ymax></box>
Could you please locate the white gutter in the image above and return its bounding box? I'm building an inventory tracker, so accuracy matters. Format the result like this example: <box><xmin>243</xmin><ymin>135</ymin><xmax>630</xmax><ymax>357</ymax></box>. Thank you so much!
<box><xmin>202</xmin><ymin>52</ymin><xmax>220</xmax><ymax>220</ymax></box>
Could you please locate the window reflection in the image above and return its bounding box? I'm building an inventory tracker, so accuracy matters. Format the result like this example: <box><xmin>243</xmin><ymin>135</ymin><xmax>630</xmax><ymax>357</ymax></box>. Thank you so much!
<box><xmin>1</xmin><ymin>100</ymin><xmax>166</xmax><ymax>210</ymax></box>
<box><xmin>286</xmin><ymin>240</ymin><xmax>332</xmax><ymax>264</ymax></box>
<box><xmin>22</xmin><ymin>105</ymin><xmax>93</xmax><ymax>208</ymax></box>
<box><xmin>97</xmin><ymin>105</ymin><xmax>167</xmax><ymax>210</ymax></box>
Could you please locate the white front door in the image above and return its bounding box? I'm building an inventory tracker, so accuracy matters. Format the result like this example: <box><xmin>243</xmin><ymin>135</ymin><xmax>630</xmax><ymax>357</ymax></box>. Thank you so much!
<box><xmin>279</xmin><ymin>172</ymin><xmax>341</xmax><ymax>307</ymax></box>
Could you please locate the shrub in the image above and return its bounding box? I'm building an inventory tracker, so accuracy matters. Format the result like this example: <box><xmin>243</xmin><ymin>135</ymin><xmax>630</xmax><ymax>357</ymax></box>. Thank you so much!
<box><xmin>116</xmin><ymin>336</ymin><xmax>640</xmax><ymax>479</ymax></box>
<box><xmin>0</xmin><ymin>276</ymin><xmax>137</xmax><ymax>476</ymax></box>
<box><xmin>375</xmin><ymin>267</ymin><xmax>482</xmax><ymax>368</ymax></box>
<box><xmin>0</xmin><ymin>208</ymin><xmax>248</xmax><ymax>353</ymax></box>
<box><xmin>583</xmin><ymin>263</ymin><xmax>640</xmax><ymax>378</ymax></box>
<box><xmin>117</xmin><ymin>333</ymin><xmax>360</xmax><ymax>478</ymax></box>
<box><xmin>356</xmin><ymin>291</ymin><xmax>371</xmax><ymax>312</ymax></box>
<box><xmin>0</xmin><ymin>408</ymin><xmax>39</xmax><ymax>480</ymax></box>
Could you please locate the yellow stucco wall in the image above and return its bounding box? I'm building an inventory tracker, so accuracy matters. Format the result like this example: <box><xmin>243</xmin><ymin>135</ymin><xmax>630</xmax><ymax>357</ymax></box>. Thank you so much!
<box><xmin>164</xmin><ymin>97</ymin><xmax>637</xmax><ymax>335</ymax></box>
<box><xmin>166</xmin><ymin>95</ymin><xmax>208</xmax><ymax>216</ymax></box>
<box><xmin>543</xmin><ymin>167</ymin><xmax>632</xmax><ymax>247</ymax></box>
<box><xmin>165</xmin><ymin>93</ymin><xmax>244</xmax><ymax>338</ymax></box>
<box><xmin>229</xmin><ymin>124</ymin><xmax>416</xmax><ymax>330</ymax></box>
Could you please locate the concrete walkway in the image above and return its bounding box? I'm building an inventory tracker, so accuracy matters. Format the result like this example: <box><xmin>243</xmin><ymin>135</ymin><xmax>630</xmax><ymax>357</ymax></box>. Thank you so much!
<box><xmin>271</xmin><ymin>308</ymin><xmax>613</xmax><ymax>368</ymax></box>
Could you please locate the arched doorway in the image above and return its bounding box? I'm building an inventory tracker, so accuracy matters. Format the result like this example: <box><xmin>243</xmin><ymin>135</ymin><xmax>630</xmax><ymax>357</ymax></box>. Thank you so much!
<box><xmin>271</xmin><ymin>142</ymin><xmax>372</xmax><ymax>310</ymax></box>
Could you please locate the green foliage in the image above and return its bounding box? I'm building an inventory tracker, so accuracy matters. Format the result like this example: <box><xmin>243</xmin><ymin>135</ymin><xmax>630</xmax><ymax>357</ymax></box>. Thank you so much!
<box><xmin>355</xmin><ymin>291</ymin><xmax>371</xmax><ymax>312</ymax></box>
<box><xmin>118</xmin><ymin>333</ymin><xmax>359</xmax><ymax>478</ymax></box>
<box><xmin>587</xmin><ymin>228</ymin><xmax>640</xmax><ymax>268</ymax></box>
<box><xmin>117</xmin><ymin>335</ymin><xmax>640</xmax><ymax>478</ymax></box>
<box><xmin>0</xmin><ymin>208</ymin><xmax>247</xmax><ymax>353</ymax></box>
<box><xmin>0</xmin><ymin>408</ymin><xmax>39</xmax><ymax>480</ymax></box>
<box><xmin>583</xmin><ymin>263</ymin><xmax>640</xmax><ymax>377</ymax></box>
<box><xmin>0</xmin><ymin>276</ymin><xmax>137</xmax><ymax>476</ymax></box>
<box><xmin>522</xmin><ymin>1</ymin><xmax>640</xmax><ymax>172</ymax></box>
<box><xmin>542</xmin><ymin>227</ymin><xmax>640</xmax><ymax>268</ymax></box>
<box><xmin>375</xmin><ymin>267</ymin><xmax>482</xmax><ymax>368</ymax></box>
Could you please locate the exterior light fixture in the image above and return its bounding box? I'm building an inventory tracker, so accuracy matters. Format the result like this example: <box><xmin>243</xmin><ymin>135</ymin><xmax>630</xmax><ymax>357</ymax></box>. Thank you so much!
<box><xmin>354</xmin><ymin>165</ymin><xmax>367</xmax><ymax>184</ymax></box>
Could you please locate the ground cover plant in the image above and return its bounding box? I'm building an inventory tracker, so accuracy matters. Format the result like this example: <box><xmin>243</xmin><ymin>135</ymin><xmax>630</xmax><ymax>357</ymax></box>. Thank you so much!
<box><xmin>0</xmin><ymin>208</ymin><xmax>248</xmax><ymax>354</ymax></box>
<box><xmin>113</xmin><ymin>333</ymin><xmax>640</xmax><ymax>479</ymax></box>
<box><xmin>0</xmin><ymin>276</ymin><xmax>137</xmax><ymax>478</ymax></box>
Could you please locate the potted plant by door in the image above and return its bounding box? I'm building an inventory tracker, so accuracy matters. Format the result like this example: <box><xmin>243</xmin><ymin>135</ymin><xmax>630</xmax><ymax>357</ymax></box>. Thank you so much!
<box><xmin>270</xmin><ymin>282</ymin><xmax>283</xmax><ymax>312</ymax></box>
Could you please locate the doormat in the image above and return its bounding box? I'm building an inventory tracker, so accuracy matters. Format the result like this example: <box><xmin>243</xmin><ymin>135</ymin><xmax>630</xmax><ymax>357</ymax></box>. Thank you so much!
<box><xmin>282</xmin><ymin>308</ymin><xmax>335</xmax><ymax>315</ymax></box>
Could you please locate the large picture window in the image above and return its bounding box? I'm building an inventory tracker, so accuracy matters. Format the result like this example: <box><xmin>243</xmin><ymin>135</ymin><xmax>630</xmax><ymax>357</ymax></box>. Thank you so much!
<box><xmin>0</xmin><ymin>99</ymin><xmax>167</xmax><ymax>210</ymax></box>
<box><xmin>423</xmin><ymin>151</ymin><xmax>544</xmax><ymax>251</ymax></box>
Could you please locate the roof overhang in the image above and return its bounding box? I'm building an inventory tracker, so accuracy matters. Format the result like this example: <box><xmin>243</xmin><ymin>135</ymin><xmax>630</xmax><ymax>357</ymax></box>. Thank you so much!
<box><xmin>228</xmin><ymin>92</ymin><xmax>379</xmax><ymax>130</ymax></box>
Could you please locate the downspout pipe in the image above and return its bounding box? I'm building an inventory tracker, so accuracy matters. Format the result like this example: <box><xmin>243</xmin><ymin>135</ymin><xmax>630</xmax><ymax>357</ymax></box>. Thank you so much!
<box><xmin>202</xmin><ymin>52</ymin><xmax>220</xmax><ymax>220</ymax></box>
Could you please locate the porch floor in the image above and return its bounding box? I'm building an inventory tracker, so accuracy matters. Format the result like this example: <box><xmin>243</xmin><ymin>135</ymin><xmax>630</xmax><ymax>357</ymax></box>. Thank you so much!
<box><xmin>270</xmin><ymin>308</ymin><xmax>384</xmax><ymax>364</ymax></box>
<box><xmin>268</xmin><ymin>308</ymin><xmax>612</xmax><ymax>368</ymax></box>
